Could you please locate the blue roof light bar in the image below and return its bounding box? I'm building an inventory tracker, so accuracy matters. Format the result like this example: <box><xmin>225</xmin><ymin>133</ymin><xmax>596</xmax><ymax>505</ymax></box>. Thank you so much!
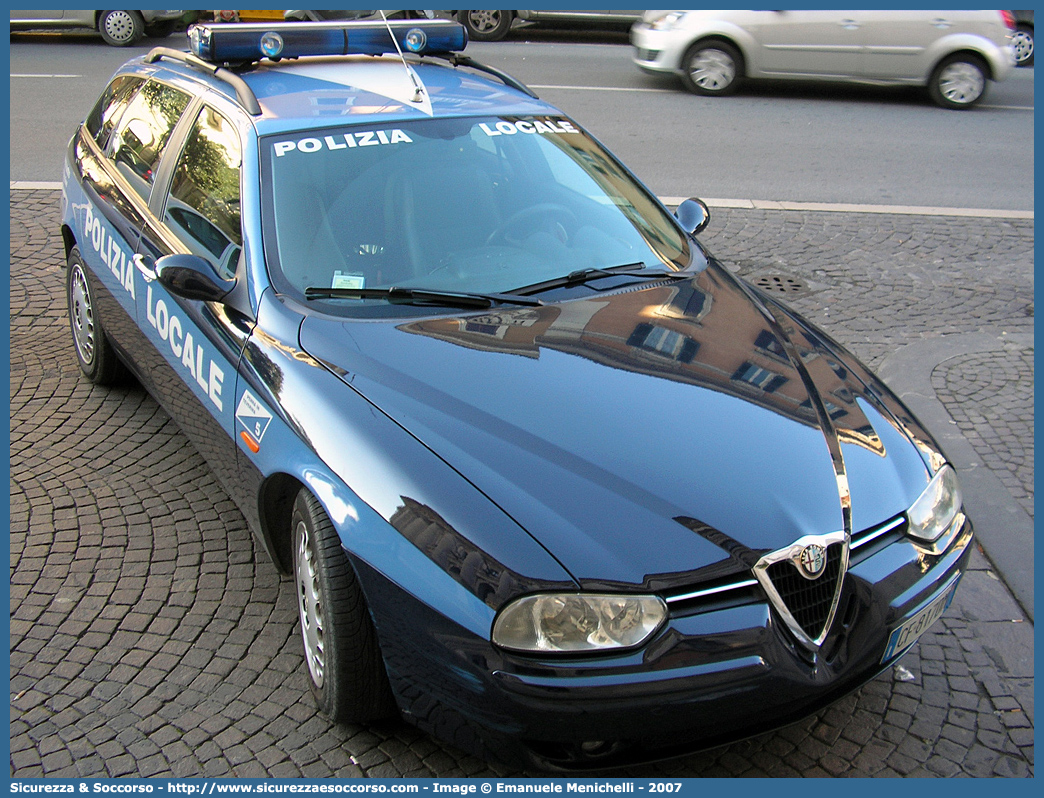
<box><xmin>188</xmin><ymin>19</ymin><xmax>468</xmax><ymax>64</ymax></box>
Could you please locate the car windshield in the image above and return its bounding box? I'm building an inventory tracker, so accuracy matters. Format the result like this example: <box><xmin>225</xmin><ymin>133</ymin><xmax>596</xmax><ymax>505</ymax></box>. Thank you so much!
<box><xmin>260</xmin><ymin>115</ymin><xmax>694</xmax><ymax>311</ymax></box>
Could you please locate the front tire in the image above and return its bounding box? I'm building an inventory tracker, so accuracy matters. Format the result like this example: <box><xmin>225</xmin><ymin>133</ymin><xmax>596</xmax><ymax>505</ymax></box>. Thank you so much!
<box><xmin>1013</xmin><ymin>24</ymin><xmax>1034</xmax><ymax>67</ymax></box>
<box><xmin>929</xmin><ymin>53</ymin><xmax>988</xmax><ymax>109</ymax></box>
<box><xmin>292</xmin><ymin>489</ymin><xmax>396</xmax><ymax>723</ymax></box>
<box><xmin>66</xmin><ymin>246</ymin><xmax>125</xmax><ymax>385</ymax></box>
<box><xmin>681</xmin><ymin>40</ymin><xmax>743</xmax><ymax>96</ymax></box>
<box><xmin>97</xmin><ymin>10</ymin><xmax>144</xmax><ymax>46</ymax></box>
<box><xmin>457</xmin><ymin>10</ymin><xmax>513</xmax><ymax>42</ymax></box>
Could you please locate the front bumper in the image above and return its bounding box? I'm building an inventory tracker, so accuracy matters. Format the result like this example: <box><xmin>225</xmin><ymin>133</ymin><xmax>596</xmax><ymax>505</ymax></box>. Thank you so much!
<box><xmin>356</xmin><ymin>516</ymin><xmax>973</xmax><ymax>770</ymax></box>
<box><xmin>630</xmin><ymin>24</ymin><xmax>688</xmax><ymax>75</ymax></box>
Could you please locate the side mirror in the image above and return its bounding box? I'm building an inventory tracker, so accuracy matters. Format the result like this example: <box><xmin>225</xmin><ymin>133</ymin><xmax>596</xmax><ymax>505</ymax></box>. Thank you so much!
<box><xmin>154</xmin><ymin>253</ymin><xmax>237</xmax><ymax>302</ymax></box>
<box><xmin>675</xmin><ymin>197</ymin><xmax>710</xmax><ymax>236</ymax></box>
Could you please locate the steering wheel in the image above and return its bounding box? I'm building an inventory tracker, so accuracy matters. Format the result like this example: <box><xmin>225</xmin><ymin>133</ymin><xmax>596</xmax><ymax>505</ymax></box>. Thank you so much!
<box><xmin>486</xmin><ymin>203</ymin><xmax>578</xmax><ymax>247</ymax></box>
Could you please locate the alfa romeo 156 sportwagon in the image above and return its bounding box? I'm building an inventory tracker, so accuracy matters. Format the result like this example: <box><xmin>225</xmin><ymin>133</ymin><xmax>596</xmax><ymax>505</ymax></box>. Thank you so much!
<box><xmin>61</xmin><ymin>19</ymin><xmax>972</xmax><ymax>769</ymax></box>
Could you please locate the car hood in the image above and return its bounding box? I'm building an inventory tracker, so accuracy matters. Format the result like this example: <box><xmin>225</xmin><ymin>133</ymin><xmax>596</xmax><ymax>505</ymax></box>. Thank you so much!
<box><xmin>299</xmin><ymin>264</ymin><xmax>931</xmax><ymax>590</ymax></box>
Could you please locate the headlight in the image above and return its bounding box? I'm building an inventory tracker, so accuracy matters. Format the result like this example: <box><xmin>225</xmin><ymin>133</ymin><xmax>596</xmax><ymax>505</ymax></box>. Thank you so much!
<box><xmin>649</xmin><ymin>12</ymin><xmax>686</xmax><ymax>31</ymax></box>
<box><xmin>907</xmin><ymin>464</ymin><xmax>963</xmax><ymax>543</ymax></box>
<box><xmin>492</xmin><ymin>593</ymin><xmax>667</xmax><ymax>654</ymax></box>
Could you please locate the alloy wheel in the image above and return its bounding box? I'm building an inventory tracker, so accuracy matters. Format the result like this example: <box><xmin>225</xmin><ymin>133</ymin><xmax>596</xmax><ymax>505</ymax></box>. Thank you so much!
<box><xmin>69</xmin><ymin>265</ymin><xmax>96</xmax><ymax>366</ymax></box>
<box><xmin>466</xmin><ymin>10</ymin><xmax>503</xmax><ymax>36</ymax></box>
<box><xmin>295</xmin><ymin>520</ymin><xmax>326</xmax><ymax>688</ymax></box>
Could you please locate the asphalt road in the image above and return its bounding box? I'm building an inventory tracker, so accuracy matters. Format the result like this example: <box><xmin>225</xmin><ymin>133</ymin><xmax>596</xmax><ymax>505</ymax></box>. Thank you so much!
<box><xmin>9</xmin><ymin>30</ymin><xmax>1035</xmax><ymax>211</ymax></box>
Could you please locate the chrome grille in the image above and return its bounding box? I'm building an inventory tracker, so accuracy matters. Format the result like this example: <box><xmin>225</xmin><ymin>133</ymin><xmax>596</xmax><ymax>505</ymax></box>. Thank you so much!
<box><xmin>752</xmin><ymin>530</ymin><xmax>848</xmax><ymax>650</ymax></box>
<box><xmin>764</xmin><ymin>542</ymin><xmax>845</xmax><ymax>640</ymax></box>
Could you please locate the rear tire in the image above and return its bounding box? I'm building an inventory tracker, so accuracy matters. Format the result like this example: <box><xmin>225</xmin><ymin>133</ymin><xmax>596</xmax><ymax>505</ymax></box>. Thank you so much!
<box><xmin>292</xmin><ymin>489</ymin><xmax>396</xmax><ymax>723</ymax></box>
<box><xmin>97</xmin><ymin>10</ymin><xmax>144</xmax><ymax>46</ymax></box>
<box><xmin>458</xmin><ymin>10</ymin><xmax>513</xmax><ymax>42</ymax></box>
<box><xmin>929</xmin><ymin>53</ymin><xmax>987</xmax><ymax>109</ymax></box>
<box><xmin>66</xmin><ymin>246</ymin><xmax>125</xmax><ymax>385</ymax></box>
<box><xmin>681</xmin><ymin>40</ymin><xmax>743</xmax><ymax>96</ymax></box>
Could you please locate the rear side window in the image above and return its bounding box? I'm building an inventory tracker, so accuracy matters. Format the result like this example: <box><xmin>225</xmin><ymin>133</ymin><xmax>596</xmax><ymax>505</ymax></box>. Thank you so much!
<box><xmin>107</xmin><ymin>80</ymin><xmax>191</xmax><ymax>203</ymax></box>
<box><xmin>84</xmin><ymin>75</ymin><xmax>143</xmax><ymax>150</ymax></box>
<box><xmin>163</xmin><ymin>106</ymin><xmax>243</xmax><ymax>279</ymax></box>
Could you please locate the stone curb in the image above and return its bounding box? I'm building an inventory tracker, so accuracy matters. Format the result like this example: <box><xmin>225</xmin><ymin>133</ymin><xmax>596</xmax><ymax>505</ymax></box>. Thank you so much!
<box><xmin>878</xmin><ymin>333</ymin><xmax>1035</xmax><ymax>620</ymax></box>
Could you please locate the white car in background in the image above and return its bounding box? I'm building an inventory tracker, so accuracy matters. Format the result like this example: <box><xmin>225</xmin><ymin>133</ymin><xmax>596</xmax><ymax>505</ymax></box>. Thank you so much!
<box><xmin>10</xmin><ymin>9</ymin><xmax>183</xmax><ymax>46</ymax></box>
<box><xmin>632</xmin><ymin>9</ymin><xmax>1017</xmax><ymax>108</ymax></box>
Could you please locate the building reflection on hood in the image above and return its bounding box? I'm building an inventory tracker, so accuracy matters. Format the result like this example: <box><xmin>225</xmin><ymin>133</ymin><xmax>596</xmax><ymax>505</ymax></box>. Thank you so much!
<box><xmin>399</xmin><ymin>264</ymin><xmax>889</xmax><ymax>457</ymax></box>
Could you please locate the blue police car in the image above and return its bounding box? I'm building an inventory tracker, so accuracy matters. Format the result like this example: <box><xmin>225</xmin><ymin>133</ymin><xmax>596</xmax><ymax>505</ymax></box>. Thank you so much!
<box><xmin>62</xmin><ymin>19</ymin><xmax>972</xmax><ymax>769</ymax></box>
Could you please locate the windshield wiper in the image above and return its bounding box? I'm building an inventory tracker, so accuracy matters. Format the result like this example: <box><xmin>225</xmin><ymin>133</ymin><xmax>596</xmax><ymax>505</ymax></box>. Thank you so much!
<box><xmin>303</xmin><ymin>285</ymin><xmax>544</xmax><ymax>308</ymax></box>
<box><xmin>510</xmin><ymin>262</ymin><xmax>688</xmax><ymax>296</ymax></box>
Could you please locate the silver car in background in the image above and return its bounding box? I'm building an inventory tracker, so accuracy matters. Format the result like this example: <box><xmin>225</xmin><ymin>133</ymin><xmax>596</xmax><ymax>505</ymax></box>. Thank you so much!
<box><xmin>632</xmin><ymin>9</ymin><xmax>1017</xmax><ymax>108</ymax></box>
<box><xmin>9</xmin><ymin>9</ymin><xmax>183</xmax><ymax>46</ymax></box>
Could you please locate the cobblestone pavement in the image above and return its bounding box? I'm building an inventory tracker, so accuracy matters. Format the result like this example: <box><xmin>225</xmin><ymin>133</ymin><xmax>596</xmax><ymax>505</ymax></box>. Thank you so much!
<box><xmin>932</xmin><ymin>350</ymin><xmax>1034</xmax><ymax>521</ymax></box>
<box><xmin>10</xmin><ymin>190</ymin><xmax>1034</xmax><ymax>778</ymax></box>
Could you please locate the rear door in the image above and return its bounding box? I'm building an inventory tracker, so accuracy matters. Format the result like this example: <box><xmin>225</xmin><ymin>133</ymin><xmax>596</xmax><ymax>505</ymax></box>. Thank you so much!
<box><xmin>69</xmin><ymin>75</ymin><xmax>183</xmax><ymax>371</ymax></box>
<box><xmin>859</xmin><ymin>10</ymin><xmax>960</xmax><ymax>79</ymax></box>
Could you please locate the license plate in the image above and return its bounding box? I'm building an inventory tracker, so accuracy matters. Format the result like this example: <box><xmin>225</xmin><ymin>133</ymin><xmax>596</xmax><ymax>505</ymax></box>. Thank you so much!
<box><xmin>881</xmin><ymin>573</ymin><xmax>961</xmax><ymax>662</ymax></box>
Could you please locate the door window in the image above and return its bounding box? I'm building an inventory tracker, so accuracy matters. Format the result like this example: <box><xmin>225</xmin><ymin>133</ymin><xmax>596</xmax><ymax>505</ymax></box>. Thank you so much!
<box><xmin>163</xmin><ymin>106</ymin><xmax>243</xmax><ymax>279</ymax></box>
<box><xmin>85</xmin><ymin>75</ymin><xmax>143</xmax><ymax>150</ymax></box>
<box><xmin>107</xmin><ymin>80</ymin><xmax>191</xmax><ymax>203</ymax></box>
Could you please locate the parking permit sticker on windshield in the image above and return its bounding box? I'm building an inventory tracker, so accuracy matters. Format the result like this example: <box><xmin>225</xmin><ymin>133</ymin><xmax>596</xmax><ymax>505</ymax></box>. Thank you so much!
<box><xmin>332</xmin><ymin>271</ymin><xmax>365</xmax><ymax>289</ymax></box>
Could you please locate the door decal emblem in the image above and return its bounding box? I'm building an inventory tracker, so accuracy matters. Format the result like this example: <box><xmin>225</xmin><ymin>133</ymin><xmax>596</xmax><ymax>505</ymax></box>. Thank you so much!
<box><xmin>236</xmin><ymin>390</ymin><xmax>273</xmax><ymax>447</ymax></box>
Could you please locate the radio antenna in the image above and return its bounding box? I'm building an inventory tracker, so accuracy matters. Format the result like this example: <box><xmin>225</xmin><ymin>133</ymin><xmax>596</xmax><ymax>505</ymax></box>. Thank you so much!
<box><xmin>379</xmin><ymin>11</ymin><xmax>425</xmax><ymax>104</ymax></box>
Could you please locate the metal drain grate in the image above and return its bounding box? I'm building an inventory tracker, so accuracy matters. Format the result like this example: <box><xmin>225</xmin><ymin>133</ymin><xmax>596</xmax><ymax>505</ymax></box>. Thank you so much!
<box><xmin>753</xmin><ymin>273</ymin><xmax>809</xmax><ymax>295</ymax></box>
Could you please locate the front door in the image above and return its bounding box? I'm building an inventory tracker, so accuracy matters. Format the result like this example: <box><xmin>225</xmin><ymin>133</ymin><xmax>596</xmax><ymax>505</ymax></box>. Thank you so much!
<box><xmin>134</xmin><ymin>101</ymin><xmax>252</xmax><ymax>490</ymax></box>
<box><xmin>748</xmin><ymin>10</ymin><xmax>866</xmax><ymax>78</ymax></box>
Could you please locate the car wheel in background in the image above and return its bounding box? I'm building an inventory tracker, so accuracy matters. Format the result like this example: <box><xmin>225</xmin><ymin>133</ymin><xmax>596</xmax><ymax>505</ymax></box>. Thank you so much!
<box><xmin>291</xmin><ymin>489</ymin><xmax>396</xmax><ymax>723</ymax></box>
<box><xmin>457</xmin><ymin>10</ymin><xmax>513</xmax><ymax>42</ymax></box>
<box><xmin>1013</xmin><ymin>25</ymin><xmax>1034</xmax><ymax>66</ymax></box>
<box><xmin>681</xmin><ymin>40</ymin><xmax>743</xmax><ymax>96</ymax></box>
<box><xmin>66</xmin><ymin>247</ymin><xmax>125</xmax><ymax>385</ymax></box>
<box><xmin>97</xmin><ymin>10</ymin><xmax>145</xmax><ymax>46</ymax></box>
<box><xmin>929</xmin><ymin>53</ymin><xmax>988</xmax><ymax>109</ymax></box>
